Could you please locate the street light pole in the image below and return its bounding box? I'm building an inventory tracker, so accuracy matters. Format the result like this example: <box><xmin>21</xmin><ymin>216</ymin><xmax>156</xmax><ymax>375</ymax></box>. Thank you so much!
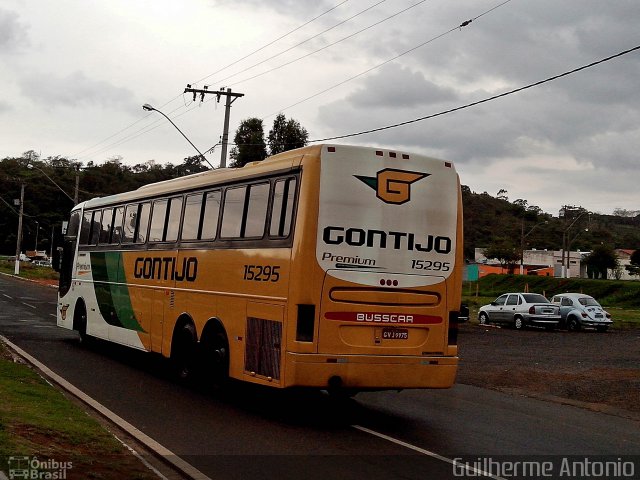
<box><xmin>519</xmin><ymin>219</ymin><xmax>548</xmax><ymax>275</ymax></box>
<box><xmin>560</xmin><ymin>208</ymin><xmax>590</xmax><ymax>278</ymax></box>
<box><xmin>34</xmin><ymin>221</ymin><xmax>39</xmax><ymax>251</ymax></box>
<box><xmin>13</xmin><ymin>183</ymin><xmax>25</xmax><ymax>275</ymax></box>
<box><xmin>142</xmin><ymin>104</ymin><xmax>214</xmax><ymax>169</ymax></box>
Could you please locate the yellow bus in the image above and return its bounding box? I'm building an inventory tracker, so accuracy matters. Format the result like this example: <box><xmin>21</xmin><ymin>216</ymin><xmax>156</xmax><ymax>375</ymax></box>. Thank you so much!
<box><xmin>56</xmin><ymin>144</ymin><xmax>464</xmax><ymax>393</ymax></box>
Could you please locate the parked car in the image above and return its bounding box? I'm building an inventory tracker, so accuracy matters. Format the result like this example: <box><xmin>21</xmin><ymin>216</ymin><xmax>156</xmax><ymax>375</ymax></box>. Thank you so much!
<box><xmin>478</xmin><ymin>292</ymin><xmax>561</xmax><ymax>330</ymax></box>
<box><xmin>550</xmin><ymin>293</ymin><xmax>612</xmax><ymax>332</ymax></box>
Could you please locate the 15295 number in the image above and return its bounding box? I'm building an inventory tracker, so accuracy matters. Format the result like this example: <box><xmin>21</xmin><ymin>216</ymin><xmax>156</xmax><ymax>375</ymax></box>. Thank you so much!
<box><xmin>243</xmin><ymin>265</ymin><xmax>281</xmax><ymax>282</ymax></box>
<box><xmin>410</xmin><ymin>260</ymin><xmax>451</xmax><ymax>271</ymax></box>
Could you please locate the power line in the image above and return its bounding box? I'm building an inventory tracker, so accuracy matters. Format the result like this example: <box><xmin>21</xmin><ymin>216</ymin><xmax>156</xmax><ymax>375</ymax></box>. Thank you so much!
<box><xmin>228</xmin><ymin>0</ymin><xmax>432</xmax><ymax>88</ymax></box>
<box><xmin>307</xmin><ymin>43</ymin><xmax>640</xmax><ymax>143</ymax></box>
<box><xmin>211</xmin><ymin>0</ymin><xmax>388</xmax><ymax>87</ymax></box>
<box><xmin>72</xmin><ymin>2</ymin><xmax>351</xmax><ymax>163</ymax></box>
<box><xmin>261</xmin><ymin>0</ymin><xmax>513</xmax><ymax>119</ymax></box>
<box><xmin>192</xmin><ymin>0</ymin><xmax>351</xmax><ymax>86</ymax></box>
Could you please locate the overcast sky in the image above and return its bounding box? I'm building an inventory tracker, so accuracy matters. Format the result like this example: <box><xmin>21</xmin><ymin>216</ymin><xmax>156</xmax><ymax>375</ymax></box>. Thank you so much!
<box><xmin>1</xmin><ymin>0</ymin><xmax>639</xmax><ymax>215</ymax></box>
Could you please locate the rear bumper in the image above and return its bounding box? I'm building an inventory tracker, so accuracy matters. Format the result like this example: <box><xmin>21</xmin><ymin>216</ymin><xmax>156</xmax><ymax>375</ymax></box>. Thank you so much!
<box><xmin>581</xmin><ymin>319</ymin><xmax>613</xmax><ymax>327</ymax></box>
<box><xmin>525</xmin><ymin>315</ymin><xmax>561</xmax><ymax>325</ymax></box>
<box><xmin>283</xmin><ymin>352</ymin><xmax>458</xmax><ymax>389</ymax></box>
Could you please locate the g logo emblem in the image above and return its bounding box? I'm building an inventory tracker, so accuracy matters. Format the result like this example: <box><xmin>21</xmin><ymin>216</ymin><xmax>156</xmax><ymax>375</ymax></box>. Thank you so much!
<box><xmin>355</xmin><ymin>169</ymin><xmax>429</xmax><ymax>205</ymax></box>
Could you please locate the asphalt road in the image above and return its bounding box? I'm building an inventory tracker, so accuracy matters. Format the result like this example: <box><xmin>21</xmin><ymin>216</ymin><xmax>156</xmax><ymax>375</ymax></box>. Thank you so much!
<box><xmin>1</xmin><ymin>274</ymin><xmax>639</xmax><ymax>480</ymax></box>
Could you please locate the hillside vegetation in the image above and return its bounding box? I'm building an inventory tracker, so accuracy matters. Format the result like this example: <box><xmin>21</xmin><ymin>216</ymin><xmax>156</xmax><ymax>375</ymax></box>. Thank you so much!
<box><xmin>1</xmin><ymin>151</ymin><xmax>639</xmax><ymax>259</ymax></box>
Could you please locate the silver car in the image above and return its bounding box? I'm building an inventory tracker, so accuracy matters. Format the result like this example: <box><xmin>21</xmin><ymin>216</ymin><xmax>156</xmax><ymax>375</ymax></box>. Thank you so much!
<box><xmin>550</xmin><ymin>293</ymin><xmax>613</xmax><ymax>332</ymax></box>
<box><xmin>478</xmin><ymin>293</ymin><xmax>561</xmax><ymax>330</ymax></box>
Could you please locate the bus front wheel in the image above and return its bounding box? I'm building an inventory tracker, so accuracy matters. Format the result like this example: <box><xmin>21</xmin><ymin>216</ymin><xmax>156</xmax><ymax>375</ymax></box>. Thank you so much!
<box><xmin>73</xmin><ymin>302</ymin><xmax>89</xmax><ymax>345</ymax></box>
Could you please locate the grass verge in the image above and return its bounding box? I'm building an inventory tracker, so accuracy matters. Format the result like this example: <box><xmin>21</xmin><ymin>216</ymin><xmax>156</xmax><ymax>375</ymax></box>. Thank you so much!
<box><xmin>0</xmin><ymin>259</ymin><xmax>59</xmax><ymax>281</ymax></box>
<box><xmin>0</xmin><ymin>342</ymin><xmax>157</xmax><ymax>479</ymax></box>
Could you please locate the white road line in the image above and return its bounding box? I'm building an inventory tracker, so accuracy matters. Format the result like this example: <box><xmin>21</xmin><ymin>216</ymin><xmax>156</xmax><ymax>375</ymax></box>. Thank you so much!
<box><xmin>22</xmin><ymin>303</ymin><xmax>37</xmax><ymax>309</ymax></box>
<box><xmin>2</xmin><ymin>294</ymin><xmax>12</xmax><ymax>299</ymax></box>
<box><xmin>351</xmin><ymin>425</ymin><xmax>507</xmax><ymax>480</ymax></box>
<box><xmin>50</xmin><ymin>314</ymin><xmax>57</xmax><ymax>318</ymax></box>
<box><xmin>0</xmin><ymin>336</ymin><xmax>211</xmax><ymax>480</ymax></box>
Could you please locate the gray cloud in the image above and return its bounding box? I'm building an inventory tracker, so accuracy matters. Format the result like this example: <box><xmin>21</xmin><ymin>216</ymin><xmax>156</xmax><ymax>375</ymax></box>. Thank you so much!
<box><xmin>20</xmin><ymin>71</ymin><xmax>134</xmax><ymax>109</ymax></box>
<box><xmin>346</xmin><ymin>63</ymin><xmax>458</xmax><ymax>108</ymax></box>
<box><xmin>0</xmin><ymin>8</ymin><xmax>29</xmax><ymax>54</ymax></box>
<box><xmin>0</xmin><ymin>100</ymin><xmax>12</xmax><ymax>113</ymax></box>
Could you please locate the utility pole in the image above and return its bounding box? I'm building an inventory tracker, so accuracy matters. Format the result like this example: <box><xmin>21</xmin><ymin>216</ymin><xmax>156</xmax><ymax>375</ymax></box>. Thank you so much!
<box><xmin>74</xmin><ymin>165</ymin><xmax>80</xmax><ymax>205</ymax></box>
<box><xmin>14</xmin><ymin>183</ymin><xmax>25</xmax><ymax>275</ymax></box>
<box><xmin>183</xmin><ymin>85</ymin><xmax>244</xmax><ymax>168</ymax></box>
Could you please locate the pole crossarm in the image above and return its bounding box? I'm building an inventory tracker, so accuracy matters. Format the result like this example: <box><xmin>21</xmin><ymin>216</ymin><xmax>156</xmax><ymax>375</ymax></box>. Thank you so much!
<box><xmin>183</xmin><ymin>86</ymin><xmax>245</xmax><ymax>168</ymax></box>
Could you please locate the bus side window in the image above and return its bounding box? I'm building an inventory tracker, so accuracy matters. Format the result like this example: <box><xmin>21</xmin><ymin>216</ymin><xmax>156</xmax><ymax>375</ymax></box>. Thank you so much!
<box><xmin>165</xmin><ymin>196</ymin><xmax>183</xmax><ymax>242</ymax></box>
<box><xmin>99</xmin><ymin>208</ymin><xmax>114</xmax><ymax>244</ymax></box>
<box><xmin>201</xmin><ymin>190</ymin><xmax>221</xmax><ymax>240</ymax></box>
<box><xmin>111</xmin><ymin>206</ymin><xmax>124</xmax><ymax>244</ymax></box>
<box><xmin>182</xmin><ymin>193</ymin><xmax>203</xmax><ymax>240</ymax></box>
<box><xmin>136</xmin><ymin>202</ymin><xmax>151</xmax><ymax>244</ymax></box>
<box><xmin>244</xmin><ymin>183</ymin><xmax>270</xmax><ymax>238</ymax></box>
<box><xmin>90</xmin><ymin>210</ymin><xmax>102</xmax><ymax>245</ymax></box>
<box><xmin>79</xmin><ymin>211</ymin><xmax>92</xmax><ymax>245</ymax></box>
<box><xmin>122</xmin><ymin>204</ymin><xmax>138</xmax><ymax>244</ymax></box>
<box><xmin>149</xmin><ymin>199</ymin><xmax>168</xmax><ymax>242</ymax></box>
<box><xmin>270</xmin><ymin>177</ymin><xmax>297</xmax><ymax>238</ymax></box>
<box><xmin>220</xmin><ymin>186</ymin><xmax>246</xmax><ymax>238</ymax></box>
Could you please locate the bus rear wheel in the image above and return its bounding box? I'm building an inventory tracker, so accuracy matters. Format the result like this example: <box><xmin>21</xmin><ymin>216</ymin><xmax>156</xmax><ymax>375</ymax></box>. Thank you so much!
<box><xmin>172</xmin><ymin>323</ymin><xmax>197</xmax><ymax>382</ymax></box>
<box><xmin>201</xmin><ymin>330</ymin><xmax>229</xmax><ymax>386</ymax></box>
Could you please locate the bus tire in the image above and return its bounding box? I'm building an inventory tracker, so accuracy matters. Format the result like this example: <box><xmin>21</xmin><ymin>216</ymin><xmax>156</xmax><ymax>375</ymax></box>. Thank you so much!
<box><xmin>73</xmin><ymin>301</ymin><xmax>89</xmax><ymax>345</ymax></box>
<box><xmin>171</xmin><ymin>323</ymin><xmax>197</xmax><ymax>382</ymax></box>
<box><xmin>203</xmin><ymin>330</ymin><xmax>229</xmax><ymax>386</ymax></box>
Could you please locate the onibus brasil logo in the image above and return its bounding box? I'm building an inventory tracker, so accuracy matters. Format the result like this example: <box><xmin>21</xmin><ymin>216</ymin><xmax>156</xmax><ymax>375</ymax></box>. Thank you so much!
<box><xmin>355</xmin><ymin>168</ymin><xmax>429</xmax><ymax>205</ymax></box>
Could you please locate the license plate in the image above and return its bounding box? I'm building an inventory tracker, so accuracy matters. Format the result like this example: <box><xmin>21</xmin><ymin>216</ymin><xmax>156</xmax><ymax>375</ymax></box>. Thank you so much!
<box><xmin>595</xmin><ymin>313</ymin><xmax>603</xmax><ymax>318</ymax></box>
<box><xmin>382</xmin><ymin>328</ymin><xmax>408</xmax><ymax>340</ymax></box>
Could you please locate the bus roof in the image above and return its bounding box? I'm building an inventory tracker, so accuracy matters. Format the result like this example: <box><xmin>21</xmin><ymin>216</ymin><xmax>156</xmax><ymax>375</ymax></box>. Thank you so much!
<box><xmin>80</xmin><ymin>144</ymin><xmax>323</xmax><ymax>210</ymax></box>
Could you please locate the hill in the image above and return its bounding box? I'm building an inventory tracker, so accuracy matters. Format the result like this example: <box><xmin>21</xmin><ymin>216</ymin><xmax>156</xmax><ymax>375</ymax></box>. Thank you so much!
<box><xmin>462</xmin><ymin>186</ymin><xmax>640</xmax><ymax>259</ymax></box>
<box><xmin>1</xmin><ymin>151</ymin><xmax>638</xmax><ymax>259</ymax></box>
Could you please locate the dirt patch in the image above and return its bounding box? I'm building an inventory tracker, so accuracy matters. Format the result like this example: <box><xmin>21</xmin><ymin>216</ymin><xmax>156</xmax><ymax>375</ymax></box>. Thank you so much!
<box><xmin>457</xmin><ymin>323</ymin><xmax>640</xmax><ymax>417</ymax></box>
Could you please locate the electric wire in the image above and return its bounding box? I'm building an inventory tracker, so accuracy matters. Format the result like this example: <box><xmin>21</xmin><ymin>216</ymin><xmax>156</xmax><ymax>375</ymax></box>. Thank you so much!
<box><xmin>227</xmin><ymin>0</ymin><xmax>432</xmax><ymax>88</ymax></box>
<box><xmin>209</xmin><ymin>0</ymin><xmax>388</xmax><ymax>86</ymax></box>
<box><xmin>192</xmin><ymin>0</ymin><xmax>351</xmax><ymax>86</ymax></box>
<box><xmin>305</xmin><ymin>43</ymin><xmax>640</xmax><ymax>143</ymax></box>
<box><xmin>261</xmin><ymin>0</ymin><xmax>513</xmax><ymax>119</ymax></box>
<box><xmin>73</xmin><ymin>2</ymin><xmax>352</xmax><ymax>162</ymax></box>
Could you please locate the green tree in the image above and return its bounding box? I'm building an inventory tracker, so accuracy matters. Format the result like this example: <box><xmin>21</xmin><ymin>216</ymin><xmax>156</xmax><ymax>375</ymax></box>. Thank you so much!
<box><xmin>584</xmin><ymin>245</ymin><xmax>619</xmax><ymax>279</ymax></box>
<box><xmin>625</xmin><ymin>249</ymin><xmax>640</xmax><ymax>277</ymax></box>
<box><xmin>482</xmin><ymin>238</ymin><xmax>520</xmax><ymax>273</ymax></box>
<box><xmin>267</xmin><ymin>113</ymin><xmax>308</xmax><ymax>156</ymax></box>
<box><xmin>229</xmin><ymin>118</ymin><xmax>267</xmax><ymax>168</ymax></box>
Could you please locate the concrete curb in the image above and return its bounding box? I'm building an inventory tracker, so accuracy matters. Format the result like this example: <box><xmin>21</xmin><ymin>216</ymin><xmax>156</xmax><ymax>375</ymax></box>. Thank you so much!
<box><xmin>0</xmin><ymin>335</ymin><xmax>211</xmax><ymax>480</ymax></box>
<box><xmin>0</xmin><ymin>271</ymin><xmax>58</xmax><ymax>289</ymax></box>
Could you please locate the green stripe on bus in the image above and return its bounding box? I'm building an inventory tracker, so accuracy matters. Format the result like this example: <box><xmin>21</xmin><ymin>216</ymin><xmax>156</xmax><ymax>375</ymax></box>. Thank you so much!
<box><xmin>91</xmin><ymin>251</ymin><xmax>145</xmax><ymax>332</ymax></box>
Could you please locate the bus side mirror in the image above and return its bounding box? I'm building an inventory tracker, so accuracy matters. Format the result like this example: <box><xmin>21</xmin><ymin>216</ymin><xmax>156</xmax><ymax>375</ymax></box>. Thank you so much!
<box><xmin>52</xmin><ymin>246</ymin><xmax>63</xmax><ymax>273</ymax></box>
